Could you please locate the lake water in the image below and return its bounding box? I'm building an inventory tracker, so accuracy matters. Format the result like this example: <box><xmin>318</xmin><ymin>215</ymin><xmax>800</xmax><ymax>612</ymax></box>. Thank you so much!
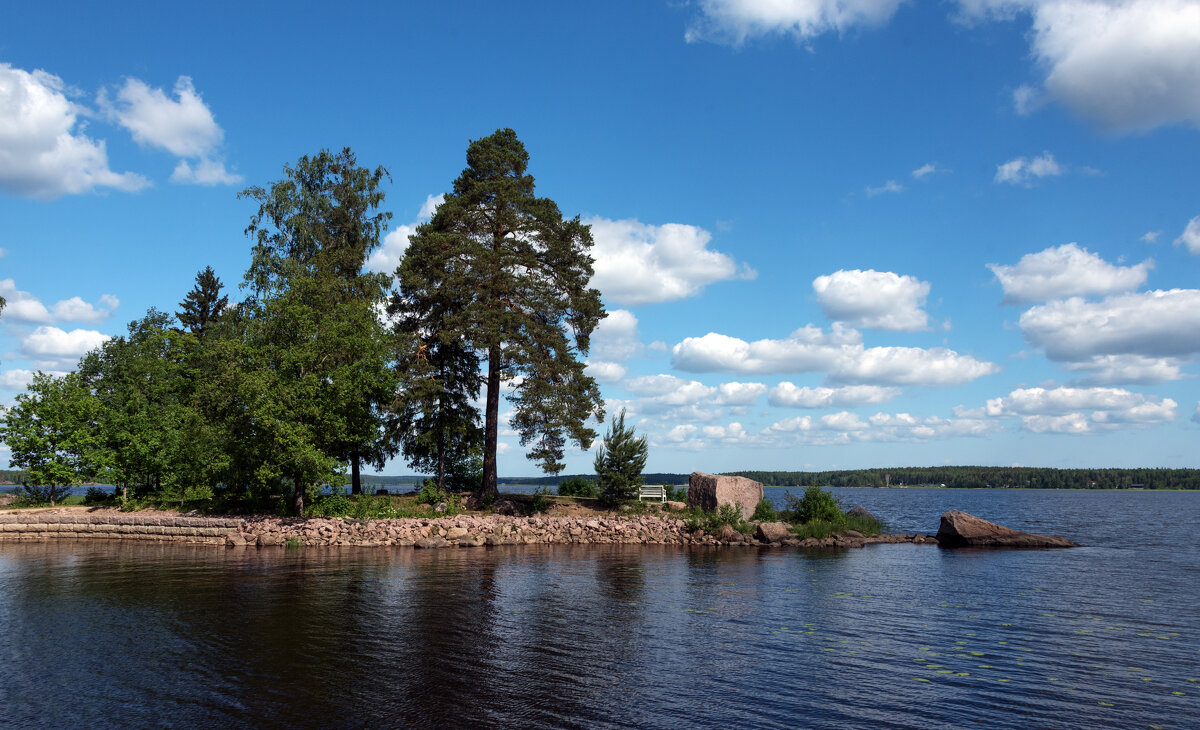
<box><xmin>1</xmin><ymin>488</ymin><xmax>1197</xmax><ymax>728</ymax></box>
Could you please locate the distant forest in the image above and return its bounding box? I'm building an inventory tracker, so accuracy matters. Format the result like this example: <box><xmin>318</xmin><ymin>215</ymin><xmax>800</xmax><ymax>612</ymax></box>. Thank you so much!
<box><xmin>6</xmin><ymin>467</ymin><xmax>1197</xmax><ymax>491</ymax></box>
<box><xmin>726</xmin><ymin>467</ymin><xmax>1200</xmax><ymax>490</ymax></box>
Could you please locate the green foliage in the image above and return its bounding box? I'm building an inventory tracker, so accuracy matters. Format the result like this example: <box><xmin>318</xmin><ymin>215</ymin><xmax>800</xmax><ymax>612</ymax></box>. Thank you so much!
<box><xmin>398</xmin><ymin>129</ymin><xmax>605</xmax><ymax>496</ymax></box>
<box><xmin>416</xmin><ymin>479</ymin><xmax>450</xmax><ymax>506</ymax></box>
<box><xmin>307</xmin><ymin>488</ymin><xmax>355</xmax><ymax>517</ymax></box>
<box><xmin>784</xmin><ymin>486</ymin><xmax>844</xmax><ymax>524</ymax></box>
<box><xmin>683</xmin><ymin>504</ymin><xmax>754</xmax><ymax>535</ymax></box>
<box><xmin>83</xmin><ymin>487</ymin><xmax>113</xmax><ymax>506</ymax></box>
<box><xmin>664</xmin><ymin>484</ymin><xmax>687</xmax><ymax>502</ymax></box>
<box><xmin>530</xmin><ymin>486</ymin><xmax>552</xmax><ymax>513</ymax></box>
<box><xmin>557</xmin><ymin>475</ymin><xmax>597</xmax><ymax>498</ymax></box>
<box><xmin>594</xmin><ymin>409</ymin><xmax>648</xmax><ymax>506</ymax></box>
<box><xmin>0</xmin><ymin>371</ymin><xmax>102</xmax><ymax>505</ymax></box>
<box><xmin>751</xmin><ymin>499</ymin><xmax>779</xmax><ymax>522</ymax></box>
<box><xmin>177</xmin><ymin>266</ymin><xmax>229</xmax><ymax>338</ymax></box>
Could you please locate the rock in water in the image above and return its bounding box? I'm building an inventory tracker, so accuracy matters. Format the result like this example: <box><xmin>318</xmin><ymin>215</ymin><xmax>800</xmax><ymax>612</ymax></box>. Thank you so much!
<box><xmin>688</xmin><ymin>472</ymin><xmax>763</xmax><ymax>520</ymax></box>
<box><xmin>936</xmin><ymin>510</ymin><xmax>1077</xmax><ymax>548</ymax></box>
<box><xmin>846</xmin><ymin>506</ymin><xmax>877</xmax><ymax>522</ymax></box>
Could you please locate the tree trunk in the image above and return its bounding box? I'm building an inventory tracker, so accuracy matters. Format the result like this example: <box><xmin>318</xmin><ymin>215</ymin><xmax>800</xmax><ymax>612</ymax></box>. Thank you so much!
<box><xmin>351</xmin><ymin>453</ymin><xmax>362</xmax><ymax>495</ymax></box>
<box><xmin>292</xmin><ymin>477</ymin><xmax>305</xmax><ymax>515</ymax></box>
<box><xmin>481</xmin><ymin>344</ymin><xmax>500</xmax><ymax>499</ymax></box>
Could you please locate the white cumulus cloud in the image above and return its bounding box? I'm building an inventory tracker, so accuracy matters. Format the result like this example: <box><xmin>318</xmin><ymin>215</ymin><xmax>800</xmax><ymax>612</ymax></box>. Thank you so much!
<box><xmin>1063</xmin><ymin>354</ymin><xmax>1188</xmax><ymax>385</ymax></box>
<box><xmin>672</xmin><ymin>325</ymin><xmax>999</xmax><ymax>386</ymax></box>
<box><xmin>995</xmin><ymin>151</ymin><xmax>1063</xmax><ymax>186</ymax></box>
<box><xmin>988</xmin><ymin>242</ymin><xmax>1152</xmax><ymax>304</ymax></box>
<box><xmin>985</xmin><ymin>385</ymin><xmax>1177</xmax><ymax>433</ymax></box>
<box><xmin>102</xmin><ymin>75</ymin><xmax>239</xmax><ymax>186</ymax></box>
<box><xmin>0</xmin><ymin>280</ymin><xmax>118</xmax><ymax>324</ymax></box>
<box><xmin>812</xmin><ymin>269</ymin><xmax>931</xmax><ymax>331</ymax></box>
<box><xmin>769</xmin><ymin>382</ymin><xmax>901</xmax><ymax>408</ymax></box>
<box><xmin>1019</xmin><ymin>289</ymin><xmax>1200</xmax><ymax>361</ymax></box>
<box><xmin>1028</xmin><ymin>0</ymin><xmax>1200</xmax><ymax>133</ymax></box>
<box><xmin>19</xmin><ymin>326</ymin><xmax>110</xmax><ymax>369</ymax></box>
<box><xmin>586</xmin><ymin>217</ymin><xmax>756</xmax><ymax>306</ymax></box>
<box><xmin>0</xmin><ymin>63</ymin><xmax>147</xmax><ymax>200</ymax></box>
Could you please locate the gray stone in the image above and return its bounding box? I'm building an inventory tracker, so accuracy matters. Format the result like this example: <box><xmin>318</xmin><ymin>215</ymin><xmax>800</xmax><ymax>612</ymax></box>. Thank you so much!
<box><xmin>936</xmin><ymin>510</ymin><xmax>1077</xmax><ymax>549</ymax></box>
<box><xmin>846</xmin><ymin>506</ymin><xmax>877</xmax><ymax>523</ymax></box>
<box><xmin>687</xmin><ymin>472</ymin><xmax>763</xmax><ymax>520</ymax></box>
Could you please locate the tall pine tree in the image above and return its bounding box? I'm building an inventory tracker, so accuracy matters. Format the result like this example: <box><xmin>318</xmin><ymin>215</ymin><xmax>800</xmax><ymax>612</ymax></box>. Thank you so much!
<box><xmin>398</xmin><ymin>129</ymin><xmax>605</xmax><ymax>498</ymax></box>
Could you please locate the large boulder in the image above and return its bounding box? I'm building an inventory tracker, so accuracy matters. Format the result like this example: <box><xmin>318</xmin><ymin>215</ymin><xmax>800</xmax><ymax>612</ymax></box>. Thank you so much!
<box><xmin>936</xmin><ymin>510</ymin><xmax>1077</xmax><ymax>548</ymax></box>
<box><xmin>756</xmin><ymin>521</ymin><xmax>791</xmax><ymax>543</ymax></box>
<box><xmin>688</xmin><ymin>472</ymin><xmax>763</xmax><ymax>520</ymax></box>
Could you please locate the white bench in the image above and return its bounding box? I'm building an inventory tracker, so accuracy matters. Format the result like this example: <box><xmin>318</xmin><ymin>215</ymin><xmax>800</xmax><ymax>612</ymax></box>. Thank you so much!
<box><xmin>638</xmin><ymin>484</ymin><xmax>666</xmax><ymax>502</ymax></box>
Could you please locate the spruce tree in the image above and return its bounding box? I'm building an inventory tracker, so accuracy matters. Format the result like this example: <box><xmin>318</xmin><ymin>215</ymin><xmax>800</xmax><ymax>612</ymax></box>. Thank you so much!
<box><xmin>397</xmin><ymin>129</ymin><xmax>605</xmax><ymax>498</ymax></box>
<box><xmin>593</xmin><ymin>409</ymin><xmax>648</xmax><ymax>506</ymax></box>
<box><xmin>177</xmin><ymin>266</ymin><xmax>229</xmax><ymax>338</ymax></box>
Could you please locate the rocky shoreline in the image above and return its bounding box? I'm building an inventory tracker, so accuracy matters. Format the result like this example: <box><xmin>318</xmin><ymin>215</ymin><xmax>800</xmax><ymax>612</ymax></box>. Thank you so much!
<box><xmin>0</xmin><ymin>509</ymin><xmax>941</xmax><ymax>550</ymax></box>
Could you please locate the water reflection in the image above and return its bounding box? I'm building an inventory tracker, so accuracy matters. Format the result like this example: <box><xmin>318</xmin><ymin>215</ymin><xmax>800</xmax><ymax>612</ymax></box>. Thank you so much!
<box><xmin>2</xmin><ymin>491</ymin><xmax>1199</xmax><ymax>729</ymax></box>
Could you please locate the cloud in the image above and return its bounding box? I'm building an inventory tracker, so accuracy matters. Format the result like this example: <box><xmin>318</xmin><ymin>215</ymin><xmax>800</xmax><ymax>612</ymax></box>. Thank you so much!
<box><xmin>865</xmin><ymin>179</ymin><xmax>903</xmax><ymax>197</ymax></box>
<box><xmin>0</xmin><ymin>63</ymin><xmax>148</xmax><ymax>200</ymax></box>
<box><xmin>0</xmin><ymin>280</ymin><xmax>118</xmax><ymax>324</ymax></box>
<box><xmin>586</xmin><ymin>217</ymin><xmax>756</xmax><ymax>306</ymax></box>
<box><xmin>0</xmin><ymin>369</ymin><xmax>37</xmax><ymax>391</ymax></box>
<box><xmin>1028</xmin><ymin>0</ymin><xmax>1200</xmax><ymax>133</ymax></box>
<box><xmin>812</xmin><ymin>269</ymin><xmax>931</xmax><ymax>331</ymax></box>
<box><xmin>1013</xmin><ymin>84</ymin><xmax>1041</xmax><ymax>115</ymax></box>
<box><xmin>1194</xmin><ymin>401</ymin><xmax>1200</xmax><ymax>424</ymax></box>
<box><xmin>672</xmin><ymin>325</ymin><xmax>999</xmax><ymax>385</ymax></box>
<box><xmin>1063</xmin><ymin>354</ymin><xmax>1188</xmax><ymax>385</ymax></box>
<box><xmin>584</xmin><ymin>361</ymin><xmax>627</xmax><ymax>383</ymax></box>
<box><xmin>19</xmin><ymin>326</ymin><xmax>110</xmax><ymax>368</ymax></box>
<box><xmin>1141</xmin><ymin>230</ymin><xmax>1161</xmax><ymax>243</ymax></box>
<box><xmin>988</xmin><ymin>243</ymin><xmax>1152</xmax><ymax>304</ymax></box>
<box><xmin>618</xmin><ymin>374</ymin><xmax>767</xmax><ymax>430</ymax></box>
<box><xmin>995</xmin><ymin>151</ymin><xmax>1063</xmax><ymax>185</ymax></box>
<box><xmin>366</xmin><ymin>195</ymin><xmax>443</xmax><ymax>273</ymax></box>
<box><xmin>102</xmin><ymin>75</ymin><xmax>239</xmax><ymax>186</ymax></box>
<box><xmin>171</xmin><ymin>158</ymin><xmax>241</xmax><ymax>185</ymax></box>
<box><xmin>768</xmin><ymin>382</ymin><xmax>901</xmax><ymax>408</ymax></box>
<box><xmin>684</xmin><ymin>0</ymin><xmax>906</xmax><ymax>44</ymax></box>
<box><xmin>1175</xmin><ymin>216</ymin><xmax>1200</xmax><ymax>254</ymax></box>
<box><xmin>763</xmin><ymin>410</ymin><xmax>998</xmax><ymax>443</ymax></box>
<box><xmin>1019</xmin><ymin>289</ymin><xmax>1200</xmax><ymax>361</ymax></box>
<box><xmin>911</xmin><ymin>162</ymin><xmax>944</xmax><ymax>179</ymax></box>
<box><xmin>985</xmin><ymin>384</ymin><xmax>1177</xmax><ymax>432</ymax></box>
<box><xmin>590</xmin><ymin>309</ymin><xmax>642</xmax><ymax>362</ymax></box>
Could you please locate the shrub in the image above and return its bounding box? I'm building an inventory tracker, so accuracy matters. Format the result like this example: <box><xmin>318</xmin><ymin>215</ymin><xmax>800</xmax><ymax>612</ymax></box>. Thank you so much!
<box><xmin>751</xmin><ymin>499</ymin><xmax>778</xmax><ymax>522</ymax></box>
<box><xmin>83</xmin><ymin>487</ymin><xmax>114</xmax><ymax>506</ymax></box>
<box><xmin>557</xmin><ymin>476</ymin><xmax>597</xmax><ymax>498</ymax></box>
<box><xmin>594</xmin><ymin>409</ymin><xmax>648</xmax><ymax>507</ymax></box>
<box><xmin>306</xmin><ymin>488</ymin><xmax>354</xmax><ymax>517</ymax></box>
<box><xmin>530</xmin><ymin>486</ymin><xmax>552</xmax><ymax>513</ymax></box>
<box><xmin>416</xmin><ymin>479</ymin><xmax>449</xmax><ymax>506</ymax></box>
<box><xmin>664</xmin><ymin>484</ymin><xmax>687</xmax><ymax>502</ymax></box>
<box><xmin>784</xmin><ymin>486</ymin><xmax>844</xmax><ymax>525</ymax></box>
<box><xmin>683</xmin><ymin>503</ymin><xmax>754</xmax><ymax>535</ymax></box>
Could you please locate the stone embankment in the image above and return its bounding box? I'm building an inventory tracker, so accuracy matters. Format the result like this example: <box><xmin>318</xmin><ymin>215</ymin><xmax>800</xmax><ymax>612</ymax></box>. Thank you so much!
<box><xmin>0</xmin><ymin>512</ymin><xmax>238</xmax><ymax>546</ymax></box>
<box><xmin>0</xmin><ymin>510</ymin><xmax>941</xmax><ymax>549</ymax></box>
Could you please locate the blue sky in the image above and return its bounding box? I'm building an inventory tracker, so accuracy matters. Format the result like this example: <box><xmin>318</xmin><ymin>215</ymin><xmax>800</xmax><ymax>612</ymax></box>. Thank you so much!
<box><xmin>2</xmin><ymin>0</ymin><xmax>1199</xmax><ymax>476</ymax></box>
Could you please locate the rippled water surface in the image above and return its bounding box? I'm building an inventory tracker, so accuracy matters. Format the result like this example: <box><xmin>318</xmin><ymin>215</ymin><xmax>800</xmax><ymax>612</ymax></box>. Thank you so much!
<box><xmin>2</xmin><ymin>489</ymin><xmax>1198</xmax><ymax>729</ymax></box>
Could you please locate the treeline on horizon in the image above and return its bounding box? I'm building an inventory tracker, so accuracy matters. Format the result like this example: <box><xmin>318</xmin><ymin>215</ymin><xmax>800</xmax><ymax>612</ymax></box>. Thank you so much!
<box><xmin>727</xmin><ymin>467</ymin><xmax>1200</xmax><ymax>490</ymax></box>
